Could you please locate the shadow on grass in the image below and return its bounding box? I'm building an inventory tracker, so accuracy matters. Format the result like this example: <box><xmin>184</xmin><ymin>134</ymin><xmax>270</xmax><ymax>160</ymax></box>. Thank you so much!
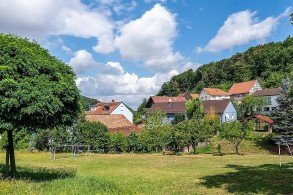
<box><xmin>200</xmin><ymin>162</ymin><xmax>293</xmax><ymax>194</ymax></box>
<box><xmin>0</xmin><ymin>164</ymin><xmax>76</xmax><ymax>182</ymax></box>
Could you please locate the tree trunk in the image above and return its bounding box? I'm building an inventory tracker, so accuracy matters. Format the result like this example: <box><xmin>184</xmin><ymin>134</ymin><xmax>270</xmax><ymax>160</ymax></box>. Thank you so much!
<box><xmin>235</xmin><ymin>144</ymin><xmax>239</xmax><ymax>155</ymax></box>
<box><xmin>6</xmin><ymin>130</ymin><xmax>16</xmax><ymax>178</ymax></box>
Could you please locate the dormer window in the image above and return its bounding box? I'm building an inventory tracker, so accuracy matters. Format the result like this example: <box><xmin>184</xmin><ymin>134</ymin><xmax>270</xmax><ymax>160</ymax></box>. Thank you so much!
<box><xmin>103</xmin><ymin>106</ymin><xmax>110</xmax><ymax>111</ymax></box>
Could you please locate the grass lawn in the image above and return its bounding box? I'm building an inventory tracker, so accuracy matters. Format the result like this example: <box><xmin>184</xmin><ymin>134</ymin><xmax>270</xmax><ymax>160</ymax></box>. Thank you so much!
<box><xmin>0</xmin><ymin>152</ymin><xmax>292</xmax><ymax>194</ymax></box>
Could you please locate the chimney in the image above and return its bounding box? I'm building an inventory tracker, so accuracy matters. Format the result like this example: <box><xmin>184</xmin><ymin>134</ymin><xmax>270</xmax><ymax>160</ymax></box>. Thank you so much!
<box><xmin>112</xmin><ymin>99</ymin><xmax>114</xmax><ymax>102</ymax></box>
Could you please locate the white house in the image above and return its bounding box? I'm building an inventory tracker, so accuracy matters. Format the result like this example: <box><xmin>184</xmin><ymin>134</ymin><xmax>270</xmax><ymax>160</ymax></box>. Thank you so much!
<box><xmin>88</xmin><ymin>101</ymin><xmax>133</xmax><ymax>123</ymax></box>
<box><xmin>252</xmin><ymin>88</ymin><xmax>280</xmax><ymax>115</ymax></box>
<box><xmin>200</xmin><ymin>88</ymin><xmax>230</xmax><ymax>100</ymax></box>
<box><xmin>202</xmin><ymin>99</ymin><xmax>237</xmax><ymax>123</ymax></box>
<box><xmin>229</xmin><ymin>80</ymin><xmax>262</xmax><ymax>103</ymax></box>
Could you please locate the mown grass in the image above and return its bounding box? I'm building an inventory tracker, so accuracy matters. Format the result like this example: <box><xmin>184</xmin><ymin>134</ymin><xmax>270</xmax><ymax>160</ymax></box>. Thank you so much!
<box><xmin>0</xmin><ymin>152</ymin><xmax>292</xmax><ymax>194</ymax></box>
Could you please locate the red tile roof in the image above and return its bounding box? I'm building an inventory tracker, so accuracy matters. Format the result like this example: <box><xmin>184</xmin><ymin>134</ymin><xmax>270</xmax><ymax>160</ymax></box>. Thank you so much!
<box><xmin>252</xmin><ymin>88</ymin><xmax>280</xmax><ymax>97</ymax></box>
<box><xmin>203</xmin><ymin>88</ymin><xmax>230</xmax><ymax>96</ymax></box>
<box><xmin>228</xmin><ymin>80</ymin><xmax>257</xmax><ymax>95</ymax></box>
<box><xmin>202</xmin><ymin>100</ymin><xmax>231</xmax><ymax>114</ymax></box>
<box><xmin>85</xmin><ymin>114</ymin><xmax>140</xmax><ymax>136</ymax></box>
<box><xmin>255</xmin><ymin>115</ymin><xmax>273</xmax><ymax>124</ymax></box>
<box><xmin>88</xmin><ymin>102</ymin><xmax>121</xmax><ymax>115</ymax></box>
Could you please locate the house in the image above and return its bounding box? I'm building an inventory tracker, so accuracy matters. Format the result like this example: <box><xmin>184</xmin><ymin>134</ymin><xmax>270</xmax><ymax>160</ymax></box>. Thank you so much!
<box><xmin>86</xmin><ymin>101</ymin><xmax>140</xmax><ymax>135</ymax></box>
<box><xmin>202</xmin><ymin>100</ymin><xmax>237</xmax><ymax>123</ymax></box>
<box><xmin>229</xmin><ymin>80</ymin><xmax>262</xmax><ymax>103</ymax></box>
<box><xmin>86</xmin><ymin>114</ymin><xmax>140</xmax><ymax>136</ymax></box>
<box><xmin>88</xmin><ymin>101</ymin><xmax>133</xmax><ymax>123</ymax></box>
<box><xmin>147</xmin><ymin>101</ymin><xmax>186</xmax><ymax>123</ymax></box>
<box><xmin>147</xmin><ymin>99</ymin><xmax>237</xmax><ymax>124</ymax></box>
<box><xmin>252</xmin><ymin>88</ymin><xmax>280</xmax><ymax>115</ymax></box>
<box><xmin>199</xmin><ymin>88</ymin><xmax>230</xmax><ymax>100</ymax></box>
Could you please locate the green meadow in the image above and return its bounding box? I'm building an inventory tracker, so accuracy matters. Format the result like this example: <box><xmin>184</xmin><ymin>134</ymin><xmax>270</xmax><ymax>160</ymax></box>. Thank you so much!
<box><xmin>0</xmin><ymin>152</ymin><xmax>292</xmax><ymax>194</ymax></box>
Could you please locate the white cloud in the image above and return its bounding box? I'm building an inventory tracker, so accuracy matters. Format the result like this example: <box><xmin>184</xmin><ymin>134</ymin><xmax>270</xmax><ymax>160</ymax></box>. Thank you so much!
<box><xmin>69</xmin><ymin>50</ymin><xmax>100</xmax><ymax>74</ymax></box>
<box><xmin>71</xmin><ymin>50</ymin><xmax>178</xmax><ymax>108</ymax></box>
<box><xmin>0</xmin><ymin>0</ymin><xmax>115</xmax><ymax>54</ymax></box>
<box><xmin>197</xmin><ymin>7</ymin><xmax>292</xmax><ymax>53</ymax></box>
<box><xmin>115</xmin><ymin>4</ymin><xmax>183</xmax><ymax>72</ymax></box>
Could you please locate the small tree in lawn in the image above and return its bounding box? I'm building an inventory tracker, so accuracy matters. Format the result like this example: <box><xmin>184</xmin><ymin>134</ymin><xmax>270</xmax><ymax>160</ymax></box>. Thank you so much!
<box><xmin>0</xmin><ymin>34</ymin><xmax>81</xmax><ymax>177</ymax></box>
<box><xmin>220</xmin><ymin>121</ymin><xmax>253</xmax><ymax>154</ymax></box>
<box><xmin>271</xmin><ymin>77</ymin><xmax>293</xmax><ymax>138</ymax></box>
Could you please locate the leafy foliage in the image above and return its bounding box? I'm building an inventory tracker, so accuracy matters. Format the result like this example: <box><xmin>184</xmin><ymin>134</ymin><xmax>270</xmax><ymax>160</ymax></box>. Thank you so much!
<box><xmin>0</xmin><ymin>34</ymin><xmax>81</xmax><ymax>129</ymax></box>
<box><xmin>157</xmin><ymin>37</ymin><xmax>293</xmax><ymax>96</ymax></box>
<box><xmin>80</xmin><ymin>96</ymin><xmax>99</xmax><ymax>111</ymax></box>
<box><xmin>186</xmin><ymin>98</ymin><xmax>204</xmax><ymax>120</ymax></box>
<box><xmin>236</xmin><ymin>95</ymin><xmax>266</xmax><ymax>119</ymax></box>
<box><xmin>220</xmin><ymin>121</ymin><xmax>254</xmax><ymax>154</ymax></box>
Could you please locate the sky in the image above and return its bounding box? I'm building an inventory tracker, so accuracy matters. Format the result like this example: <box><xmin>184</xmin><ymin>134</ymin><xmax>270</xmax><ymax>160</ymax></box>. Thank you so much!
<box><xmin>0</xmin><ymin>0</ymin><xmax>292</xmax><ymax>109</ymax></box>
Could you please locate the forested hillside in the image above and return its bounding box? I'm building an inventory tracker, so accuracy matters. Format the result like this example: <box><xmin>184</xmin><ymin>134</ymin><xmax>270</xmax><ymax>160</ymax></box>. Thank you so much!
<box><xmin>158</xmin><ymin>37</ymin><xmax>293</xmax><ymax>96</ymax></box>
<box><xmin>80</xmin><ymin>96</ymin><xmax>99</xmax><ymax>111</ymax></box>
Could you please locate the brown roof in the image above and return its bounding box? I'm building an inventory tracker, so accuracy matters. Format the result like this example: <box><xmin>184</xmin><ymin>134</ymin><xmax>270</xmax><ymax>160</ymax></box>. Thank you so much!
<box><xmin>148</xmin><ymin>102</ymin><xmax>186</xmax><ymax>114</ymax></box>
<box><xmin>252</xmin><ymin>88</ymin><xmax>280</xmax><ymax>97</ymax></box>
<box><xmin>150</xmin><ymin>96</ymin><xmax>187</xmax><ymax>103</ymax></box>
<box><xmin>228</xmin><ymin>80</ymin><xmax>257</xmax><ymax>95</ymax></box>
<box><xmin>202</xmin><ymin>100</ymin><xmax>231</xmax><ymax>114</ymax></box>
<box><xmin>203</xmin><ymin>88</ymin><xmax>230</xmax><ymax>96</ymax></box>
<box><xmin>88</xmin><ymin>102</ymin><xmax>121</xmax><ymax>115</ymax></box>
<box><xmin>85</xmin><ymin>114</ymin><xmax>140</xmax><ymax>136</ymax></box>
<box><xmin>189</xmin><ymin>93</ymin><xmax>199</xmax><ymax>99</ymax></box>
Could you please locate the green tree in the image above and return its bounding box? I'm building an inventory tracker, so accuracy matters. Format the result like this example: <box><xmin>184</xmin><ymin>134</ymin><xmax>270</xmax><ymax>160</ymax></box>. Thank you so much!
<box><xmin>143</xmin><ymin>111</ymin><xmax>172</xmax><ymax>152</ymax></box>
<box><xmin>126</xmin><ymin>132</ymin><xmax>140</xmax><ymax>152</ymax></box>
<box><xmin>237</xmin><ymin>95</ymin><xmax>266</xmax><ymax>119</ymax></box>
<box><xmin>73</xmin><ymin>121</ymin><xmax>110</xmax><ymax>152</ymax></box>
<box><xmin>80</xmin><ymin>96</ymin><xmax>99</xmax><ymax>111</ymax></box>
<box><xmin>271</xmin><ymin>78</ymin><xmax>293</xmax><ymax>137</ymax></box>
<box><xmin>220</xmin><ymin>121</ymin><xmax>253</xmax><ymax>154</ymax></box>
<box><xmin>186</xmin><ymin>98</ymin><xmax>204</xmax><ymax>120</ymax></box>
<box><xmin>0</xmin><ymin>34</ymin><xmax>81</xmax><ymax>177</ymax></box>
<box><xmin>110</xmin><ymin>132</ymin><xmax>126</xmax><ymax>153</ymax></box>
<box><xmin>171</xmin><ymin>113</ymin><xmax>186</xmax><ymax>125</ymax></box>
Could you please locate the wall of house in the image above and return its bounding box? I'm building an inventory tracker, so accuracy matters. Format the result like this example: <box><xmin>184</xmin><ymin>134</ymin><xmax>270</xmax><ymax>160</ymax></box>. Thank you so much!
<box><xmin>249</xmin><ymin>81</ymin><xmax>262</xmax><ymax>94</ymax></box>
<box><xmin>111</xmin><ymin>103</ymin><xmax>133</xmax><ymax>123</ymax></box>
<box><xmin>162</xmin><ymin>113</ymin><xmax>175</xmax><ymax>124</ymax></box>
<box><xmin>260</xmin><ymin>95</ymin><xmax>279</xmax><ymax>115</ymax></box>
<box><xmin>200</xmin><ymin>90</ymin><xmax>230</xmax><ymax>100</ymax></box>
<box><xmin>221</xmin><ymin>101</ymin><xmax>237</xmax><ymax>123</ymax></box>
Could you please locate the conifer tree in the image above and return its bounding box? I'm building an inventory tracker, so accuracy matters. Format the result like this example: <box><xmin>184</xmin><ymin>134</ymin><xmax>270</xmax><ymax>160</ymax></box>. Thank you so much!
<box><xmin>271</xmin><ymin>78</ymin><xmax>293</xmax><ymax>138</ymax></box>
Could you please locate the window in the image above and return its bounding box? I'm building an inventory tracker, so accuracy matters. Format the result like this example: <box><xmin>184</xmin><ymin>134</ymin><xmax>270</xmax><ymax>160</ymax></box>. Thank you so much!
<box><xmin>225</xmin><ymin>114</ymin><xmax>229</xmax><ymax>120</ymax></box>
<box><xmin>263</xmin><ymin>107</ymin><xmax>270</xmax><ymax>112</ymax></box>
<box><xmin>267</xmin><ymin>97</ymin><xmax>272</xmax><ymax>105</ymax></box>
<box><xmin>231</xmin><ymin>114</ymin><xmax>234</xmax><ymax>119</ymax></box>
<box><xmin>103</xmin><ymin>106</ymin><xmax>110</xmax><ymax>111</ymax></box>
<box><xmin>271</xmin><ymin>107</ymin><xmax>276</xmax><ymax>111</ymax></box>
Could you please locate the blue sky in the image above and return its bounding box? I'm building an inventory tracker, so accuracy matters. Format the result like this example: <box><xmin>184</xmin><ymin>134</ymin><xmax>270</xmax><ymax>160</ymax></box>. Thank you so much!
<box><xmin>0</xmin><ymin>0</ymin><xmax>292</xmax><ymax>108</ymax></box>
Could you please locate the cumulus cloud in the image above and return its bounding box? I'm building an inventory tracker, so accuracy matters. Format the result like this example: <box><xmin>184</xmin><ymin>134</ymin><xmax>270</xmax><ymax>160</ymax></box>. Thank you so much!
<box><xmin>197</xmin><ymin>7</ymin><xmax>292</xmax><ymax>53</ymax></box>
<box><xmin>0</xmin><ymin>0</ymin><xmax>115</xmax><ymax>54</ymax></box>
<box><xmin>72</xmin><ymin>50</ymin><xmax>178</xmax><ymax>108</ymax></box>
<box><xmin>115</xmin><ymin>4</ymin><xmax>183</xmax><ymax>72</ymax></box>
<box><xmin>69</xmin><ymin>50</ymin><xmax>100</xmax><ymax>74</ymax></box>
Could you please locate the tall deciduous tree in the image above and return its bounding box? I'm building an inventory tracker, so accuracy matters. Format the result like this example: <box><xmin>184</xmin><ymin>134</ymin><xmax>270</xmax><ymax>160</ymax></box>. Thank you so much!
<box><xmin>0</xmin><ymin>34</ymin><xmax>81</xmax><ymax>177</ymax></box>
<box><xmin>271</xmin><ymin>78</ymin><xmax>293</xmax><ymax>138</ymax></box>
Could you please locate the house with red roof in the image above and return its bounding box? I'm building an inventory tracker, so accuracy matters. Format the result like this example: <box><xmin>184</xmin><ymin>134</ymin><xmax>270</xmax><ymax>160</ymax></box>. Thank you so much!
<box><xmin>86</xmin><ymin>101</ymin><xmax>140</xmax><ymax>135</ymax></box>
<box><xmin>228</xmin><ymin>80</ymin><xmax>262</xmax><ymax>103</ymax></box>
<box><xmin>199</xmin><ymin>88</ymin><xmax>230</xmax><ymax>100</ymax></box>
